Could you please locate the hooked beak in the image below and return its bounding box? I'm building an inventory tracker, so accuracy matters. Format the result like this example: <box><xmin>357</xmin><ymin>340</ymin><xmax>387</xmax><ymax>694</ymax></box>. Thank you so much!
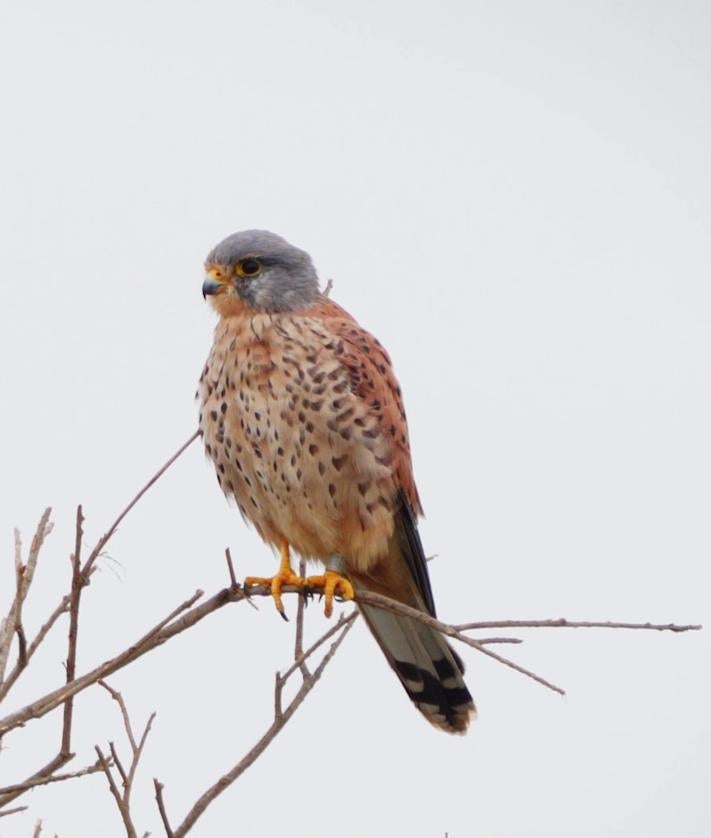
<box><xmin>202</xmin><ymin>267</ymin><xmax>228</xmax><ymax>299</ymax></box>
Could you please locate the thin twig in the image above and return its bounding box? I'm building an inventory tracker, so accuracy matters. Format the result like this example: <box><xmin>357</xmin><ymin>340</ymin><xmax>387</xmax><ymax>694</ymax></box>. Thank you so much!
<box><xmin>293</xmin><ymin>559</ymin><xmax>309</xmax><ymax>678</ymax></box>
<box><xmin>477</xmin><ymin>637</ymin><xmax>523</xmax><ymax>645</ymax></box>
<box><xmin>355</xmin><ymin>590</ymin><xmax>567</xmax><ymax>695</ymax></box>
<box><xmin>0</xmin><ymin>760</ymin><xmax>104</xmax><ymax>795</ymax></box>
<box><xmin>109</xmin><ymin>742</ymin><xmax>128</xmax><ymax>786</ymax></box>
<box><xmin>81</xmin><ymin>432</ymin><xmax>200</xmax><ymax>580</ymax></box>
<box><xmin>96</xmin><ymin>745</ymin><xmax>137</xmax><ymax>838</ymax></box>
<box><xmin>0</xmin><ymin>805</ymin><xmax>27</xmax><ymax>817</ymax></box>
<box><xmin>99</xmin><ymin>681</ymin><xmax>138</xmax><ymax>752</ymax></box>
<box><xmin>0</xmin><ymin>509</ymin><xmax>53</xmax><ymax>685</ymax></box>
<box><xmin>130</xmin><ymin>712</ymin><xmax>155</xmax><ymax>795</ymax></box>
<box><xmin>61</xmin><ymin>505</ymin><xmax>85</xmax><ymax>758</ymax></box>
<box><xmin>96</xmin><ymin>682</ymin><xmax>156</xmax><ymax>837</ymax></box>
<box><xmin>281</xmin><ymin>612</ymin><xmax>358</xmax><ymax>683</ymax></box>
<box><xmin>32</xmin><ymin>819</ymin><xmax>42</xmax><ymax>838</ymax></box>
<box><xmin>0</xmin><ymin>753</ymin><xmax>73</xmax><ymax>809</ymax></box>
<box><xmin>154</xmin><ymin>780</ymin><xmax>174</xmax><ymax>838</ymax></box>
<box><xmin>100</xmin><ymin>682</ymin><xmax>156</xmax><ymax>804</ymax></box>
<box><xmin>454</xmin><ymin>618</ymin><xmax>703</xmax><ymax>632</ymax></box>
<box><xmin>224</xmin><ymin>549</ymin><xmax>238</xmax><ymax>590</ymax></box>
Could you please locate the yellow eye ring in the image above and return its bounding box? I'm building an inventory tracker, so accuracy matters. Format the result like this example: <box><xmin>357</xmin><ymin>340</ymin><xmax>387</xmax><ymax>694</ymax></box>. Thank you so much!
<box><xmin>236</xmin><ymin>258</ymin><xmax>262</xmax><ymax>277</ymax></box>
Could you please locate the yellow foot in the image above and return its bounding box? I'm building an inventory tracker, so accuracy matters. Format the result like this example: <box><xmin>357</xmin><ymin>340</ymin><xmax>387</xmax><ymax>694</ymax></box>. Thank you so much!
<box><xmin>305</xmin><ymin>571</ymin><xmax>355</xmax><ymax>618</ymax></box>
<box><xmin>244</xmin><ymin>542</ymin><xmax>305</xmax><ymax>620</ymax></box>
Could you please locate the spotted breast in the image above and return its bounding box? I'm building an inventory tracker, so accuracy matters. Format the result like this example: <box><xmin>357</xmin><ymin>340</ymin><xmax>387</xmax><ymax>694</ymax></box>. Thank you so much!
<box><xmin>198</xmin><ymin>298</ymin><xmax>419</xmax><ymax>573</ymax></box>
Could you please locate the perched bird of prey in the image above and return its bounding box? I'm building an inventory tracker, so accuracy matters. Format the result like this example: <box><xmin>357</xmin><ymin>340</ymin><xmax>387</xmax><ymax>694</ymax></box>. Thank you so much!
<box><xmin>198</xmin><ymin>230</ymin><xmax>475</xmax><ymax>733</ymax></box>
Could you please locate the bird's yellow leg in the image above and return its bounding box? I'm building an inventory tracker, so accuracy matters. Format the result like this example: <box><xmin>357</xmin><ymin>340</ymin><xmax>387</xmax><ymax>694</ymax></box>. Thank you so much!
<box><xmin>244</xmin><ymin>541</ymin><xmax>306</xmax><ymax>620</ymax></box>
<box><xmin>305</xmin><ymin>570</ymin><xmax>355</xmax><ymax>618</ymax></box>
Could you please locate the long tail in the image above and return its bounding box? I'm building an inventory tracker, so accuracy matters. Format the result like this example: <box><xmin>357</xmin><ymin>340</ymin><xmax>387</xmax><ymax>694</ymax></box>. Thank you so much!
<box><xmin>348</xmin><ymin>495</ymin><xmax>476</xmax><ymax>734</ymax></box>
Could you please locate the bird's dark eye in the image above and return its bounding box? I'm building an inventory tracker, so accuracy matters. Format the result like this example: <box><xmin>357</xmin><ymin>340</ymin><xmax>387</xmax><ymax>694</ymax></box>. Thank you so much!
<box><xmin>239</xmin><ymin>258</ymin><xmax>262</xmax><ymax>277</ymax></box>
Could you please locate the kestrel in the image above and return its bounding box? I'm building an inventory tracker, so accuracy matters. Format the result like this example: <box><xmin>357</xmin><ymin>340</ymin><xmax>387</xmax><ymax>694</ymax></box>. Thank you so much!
<box><xmin>198</xmin><ymin>230</ymin><xmax>475</xmax><ymax>733</ymax></box>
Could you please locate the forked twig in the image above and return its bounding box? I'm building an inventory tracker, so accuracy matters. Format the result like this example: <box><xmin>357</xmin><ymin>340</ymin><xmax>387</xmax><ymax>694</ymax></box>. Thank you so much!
<box><xmin>0</xmin><ymin>509</ymin><xmax>53</xmax><ymax>686</ymax></box>
<box><xmin>155</xmin><ymin>613</ymin><xmax>357</xmax><ymax>837</ymax></box>
<box><xmin>95</xmin><ymin>681</ymin><xmax>156</xmax><ymax>838</ymax></box>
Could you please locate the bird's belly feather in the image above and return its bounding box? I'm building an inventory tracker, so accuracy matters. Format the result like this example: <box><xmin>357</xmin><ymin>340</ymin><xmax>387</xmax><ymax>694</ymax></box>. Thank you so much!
<box><xmin>199</xmin><ymin>313</ymin><xmax>396</xmax><ymax>570</ymax></box>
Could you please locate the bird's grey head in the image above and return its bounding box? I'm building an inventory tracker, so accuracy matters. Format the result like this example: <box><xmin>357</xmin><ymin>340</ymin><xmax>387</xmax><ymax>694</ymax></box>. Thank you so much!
<box><xmin>202</xmin><ymin>230</ymin><xmax>320</xmax><ymax>313</ymax></box>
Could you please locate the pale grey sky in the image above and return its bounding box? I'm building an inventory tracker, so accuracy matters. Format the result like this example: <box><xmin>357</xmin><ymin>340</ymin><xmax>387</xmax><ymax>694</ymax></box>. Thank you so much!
<box><xmin>1</xmin><ymin>1</ymin><xmax>709</xmax><ymax>836</ymax></box>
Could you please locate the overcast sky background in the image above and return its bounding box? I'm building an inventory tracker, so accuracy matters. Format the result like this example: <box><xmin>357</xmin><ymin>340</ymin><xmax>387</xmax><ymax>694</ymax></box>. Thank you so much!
<box><xmin>1</xmin><ymin>1</ymin><xmax>709</xmax><ymax>836</ymax></box>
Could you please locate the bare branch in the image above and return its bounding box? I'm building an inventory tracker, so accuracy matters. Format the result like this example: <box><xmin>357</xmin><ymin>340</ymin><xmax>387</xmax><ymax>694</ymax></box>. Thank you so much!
<box><xmin>477</xmin><ymin>637</ymin><xmax>523</xmax><ymax>645</ymax></box>
<box><xmin>99</xmin><ymin>681</ymin><xmax>138</xmax><ymax>752</ymax></box>
<box><xmin>0</xmin><ymin>761</ymin><xmax>104</xmax><ymax>795</ymax></box>
<box><xmin>454</xmin><ymin>618</ymin><xmax>703</xmax><ymax>632</ymax></box>
<box><xmin>281</xmin><ymin>612</ymin><xmax>358</xmax><ymax>684</ymax></box>
<box><xmin>163</xmin><ymin>614</ymin><xmax>357</xmax><ymax>837</ymax></box>
<box><xmin>0</xmin><ymin>753</ymin><xmax>73</xmax><ymax>810</ymax></box>
<box><xmin>0</xmin><ymin>805</ymin><xmax>27</xmax><ymax>818</ymax></box>
<box><xmin>95</xmin><ymin>682</ymin><xmax>156</xmax><ymax>838</ymax></box>
<box><xmin>99</xmin><ymin>681</ymin><xmax>155</xmax><ymax>808</ymax></box>
<box><xmin>0</xmin><ymin>590</ymin><xmax>203</xmax><ymax>738</ymax></box>
<box><xmin>1</xmin><ymin>434</ymin><xmax>199</xmax><ymax>705</ymax></box>
<box><xmin>130</xmin><ymin>713</ymin><xmax>155</xmax><ymax>795</ymax></box>
<box><xmin>33</xmin><ymin>818</ymin><xmax>42</xmax><ymax>837</ymax></box>
<box><xmin>3</xmin><ymin>575</ymin><xmax>700</xmax><ymax>744</ymax></box>
<box><xmin>0</xmin><ymin>594</ymin><xmax>72</xmax><ymax>702</ymax></box>
<box><xmin>109</xmin><ymin>742</ymin><xmax>128</xmax><ymax>786</ymax></box>
<box><xmin>61</xmin><ymin>506</ymin><xmax>85</xmax><ymax>759</ymax></box>
<box><xmin>95</xmin><ymin>745</ymin><xmax>136</xmax><ymax>838</ymax></box>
